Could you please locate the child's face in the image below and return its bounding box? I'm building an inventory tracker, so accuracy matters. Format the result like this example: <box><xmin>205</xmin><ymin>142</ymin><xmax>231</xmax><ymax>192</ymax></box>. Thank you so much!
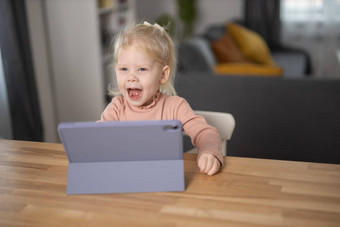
<box><xmin>115</xmin><ymin>45</ymin><xmax>169</xmax><ymax>107</ymax></box>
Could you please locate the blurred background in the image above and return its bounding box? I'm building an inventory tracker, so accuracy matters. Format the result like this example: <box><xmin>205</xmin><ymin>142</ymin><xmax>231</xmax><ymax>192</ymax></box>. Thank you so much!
<box><xmin>1</xmin><ymin>0</ymin><xmax>340</xmax><ymax>143</ymax></box>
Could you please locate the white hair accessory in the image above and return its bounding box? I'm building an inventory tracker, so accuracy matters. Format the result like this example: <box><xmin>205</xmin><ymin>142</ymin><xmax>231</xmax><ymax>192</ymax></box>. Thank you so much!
<box><xmin>143</xmin><ymin>21</ymin><xmax>164</xmax><ymax>31</ymax></box>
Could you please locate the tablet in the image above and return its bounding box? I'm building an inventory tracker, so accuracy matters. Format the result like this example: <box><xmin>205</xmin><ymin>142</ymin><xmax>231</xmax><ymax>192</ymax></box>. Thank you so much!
<box><xmin>58</xmin><ymin>120</ymin><xmax>185</xmax><ymax>194</ymax></box>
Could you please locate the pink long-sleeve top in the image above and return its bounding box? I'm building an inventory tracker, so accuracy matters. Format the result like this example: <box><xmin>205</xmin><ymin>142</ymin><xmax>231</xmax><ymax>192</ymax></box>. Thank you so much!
<box><xmin>100</xmin><ymin>92</ymin><xmax>223</xmax><ymax>166</ymax></box>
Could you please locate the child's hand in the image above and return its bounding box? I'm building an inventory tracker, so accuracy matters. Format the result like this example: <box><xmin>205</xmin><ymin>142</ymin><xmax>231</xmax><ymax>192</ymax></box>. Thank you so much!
<box><xmin>197</xmin><ymin>153</ymin><xmax>221</xmax><ymax>176</ymax></box>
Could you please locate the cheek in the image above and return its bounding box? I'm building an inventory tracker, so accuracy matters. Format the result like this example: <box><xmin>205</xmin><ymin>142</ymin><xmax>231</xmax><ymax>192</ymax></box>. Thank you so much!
<box><xmin>142</xmin><ymin>79</ymin><xmax>160</xmax><ymax>90</ymax></box>
<box><xmin>116</xmin><ymin>75</ymin><xmax>125</xmax><ymax>88</ymax></box>
<box><xmin>144</xmin><ymin>73</ymin><xmax>162</xmax><ymax>86</ymax></box>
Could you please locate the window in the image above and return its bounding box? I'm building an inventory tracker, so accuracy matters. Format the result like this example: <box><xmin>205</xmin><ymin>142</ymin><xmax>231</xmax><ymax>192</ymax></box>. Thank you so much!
<box><xmin>281</xmin><ymin>0</ymin><xmax>340</xmax><ymax>78</ymax></box>
<box><xmin>281</xmin><ymin>0</ymin><xmax>323</xmax><ymax>22</ymax></box>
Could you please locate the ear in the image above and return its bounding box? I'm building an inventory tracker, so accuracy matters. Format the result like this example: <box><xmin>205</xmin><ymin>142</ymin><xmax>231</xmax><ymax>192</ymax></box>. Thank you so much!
<box><xmin>160</xmin><ymin>65</ymin><xmax>170</xmax><ymax>84</ymax></box>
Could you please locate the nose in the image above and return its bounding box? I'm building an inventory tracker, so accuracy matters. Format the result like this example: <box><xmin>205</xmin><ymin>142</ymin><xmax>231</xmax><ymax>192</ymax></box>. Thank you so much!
<box><xmin>127</xmin><ymin>71</ymin><xmax>138</xmax><ymax>82</ymax></box>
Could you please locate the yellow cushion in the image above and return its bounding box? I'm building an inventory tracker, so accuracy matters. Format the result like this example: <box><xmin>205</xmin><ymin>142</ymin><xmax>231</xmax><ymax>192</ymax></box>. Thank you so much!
<box><xmin>227</xmin><ymin>23</ymin><xmax>275</xmax><ymax>65</ymax></box>
<box><xmin>215</xmin><ymin>63</ymin><xmax>283</xmax><ymax>76</ymax></box>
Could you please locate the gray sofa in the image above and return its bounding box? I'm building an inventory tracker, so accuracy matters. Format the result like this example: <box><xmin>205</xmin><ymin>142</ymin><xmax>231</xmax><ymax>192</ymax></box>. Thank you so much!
<box><xmin>178</xmin><ymin>24</ymin><xmax>311</xmax><ymax>78</ymax></box>
<box><xmin>176</xmin><ymin>72</ymin><xmax>340</xmax><ymax>164</ymax></box>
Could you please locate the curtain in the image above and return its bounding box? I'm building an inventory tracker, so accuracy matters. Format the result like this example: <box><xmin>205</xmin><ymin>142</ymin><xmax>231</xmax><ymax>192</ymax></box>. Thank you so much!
<box><xmin>244</xmin><ymin>0</ymin><xmax>312</xmax><ymax>75</ymax></box>
<box><xmin>244</xmin><ymin>0</ymin><xmax>281</xmax><ymax>50</ymax></box>
<box><xmin>281</xmin><ymin>0</ymin><xmax>340</xmax><ymax>78</ymax></box>
<box><xmin>0</xmin><ymin>0</ymin><xmax>43</xmax><ymax>141</ymax></box>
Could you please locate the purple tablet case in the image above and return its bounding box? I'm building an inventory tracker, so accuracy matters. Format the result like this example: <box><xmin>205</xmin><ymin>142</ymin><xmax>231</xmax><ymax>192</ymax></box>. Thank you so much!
<box><xmin>58</xmin><ymin>120</ymin><xmax>184</xmax><ymax>194</ymax></box>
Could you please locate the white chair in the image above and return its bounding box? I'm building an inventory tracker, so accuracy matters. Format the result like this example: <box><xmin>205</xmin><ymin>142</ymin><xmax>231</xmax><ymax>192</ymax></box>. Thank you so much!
<box><xmin>186</xmin><ymin>110</ymin><xmax>235</xmax><ymax>156</ymax></box>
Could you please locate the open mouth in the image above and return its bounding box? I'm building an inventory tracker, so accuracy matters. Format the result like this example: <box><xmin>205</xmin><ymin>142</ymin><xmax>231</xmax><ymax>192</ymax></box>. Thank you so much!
<box><xmin>127</xmin><ymin>88</ymin><xmax>142</xmax><ymax>100</ymax></box>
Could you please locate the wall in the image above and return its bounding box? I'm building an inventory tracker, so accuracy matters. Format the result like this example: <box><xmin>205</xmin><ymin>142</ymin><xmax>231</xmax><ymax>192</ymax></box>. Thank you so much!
<box><xmin>136</xmin><ymin>0</ymin><xmax>243</xmax><ymax>35</ymax></box>
<box><xmin>43</xmin><ymin>0</ymin><xmax>105</xmax><ymax>123</ymax></box>
<box><xmin>194</xmin><ymin>0</ymin><xmax>243</xmax><ymax>34</ymax></box>
<box><xmin>26</xmin><ymin>0</ymin><xmax>106</xmax><ymax>142</ymax></box>
<box><xmin>25</xmin><ymin>0</ymin><xmax>58</xmax><ymax>142</ymax></box>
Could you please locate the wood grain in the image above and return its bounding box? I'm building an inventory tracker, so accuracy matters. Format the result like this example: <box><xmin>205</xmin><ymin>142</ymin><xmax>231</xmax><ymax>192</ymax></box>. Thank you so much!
<box><xmin>1</xmin><ymin>139</ymin><xmax>340</xmax><ymax>226</ymax></box>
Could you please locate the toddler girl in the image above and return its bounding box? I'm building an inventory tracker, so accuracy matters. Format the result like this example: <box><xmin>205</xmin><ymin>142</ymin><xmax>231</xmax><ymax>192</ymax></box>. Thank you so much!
<box><xmin>99</xmin><ymin>22</ymin><xmax>223</xmax><ymax>175</ymax></box>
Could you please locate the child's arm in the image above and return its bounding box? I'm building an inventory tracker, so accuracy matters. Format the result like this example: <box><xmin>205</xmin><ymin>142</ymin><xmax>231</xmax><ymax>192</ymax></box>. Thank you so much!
<box><xmin>185</xmin><ymin>119</ymin><xmax>223</xmax><ymax>175</ymax></box>
<box><xmin>173</xmin><ymin>98</ymin><xmax>224</xmax><ymax>175</ymax></box>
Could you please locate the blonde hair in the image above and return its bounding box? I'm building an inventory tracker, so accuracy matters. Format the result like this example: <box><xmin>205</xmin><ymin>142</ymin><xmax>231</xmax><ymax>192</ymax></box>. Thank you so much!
<box><xmin>110</xmin><ymin>22</ymin><xmax>177</xmax><ymax>96</ymax></box>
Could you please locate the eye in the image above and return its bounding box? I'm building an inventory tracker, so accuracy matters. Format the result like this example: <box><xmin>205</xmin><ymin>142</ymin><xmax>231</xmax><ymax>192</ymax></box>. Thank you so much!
<box><xmin>119</xmin><ymin>67</ymin><xmax>128</xmax><ymax>72</ymax></box>
<box><xmin>138</xmin><ymin>67</ymin><xmax>148</xmax><ymax>72</ymax></box>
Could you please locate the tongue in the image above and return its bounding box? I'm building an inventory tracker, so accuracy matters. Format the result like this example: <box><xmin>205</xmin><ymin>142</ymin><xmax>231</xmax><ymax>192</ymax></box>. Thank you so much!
<box><xmin>129</xmin><ymin>89</ymin><xmax>142</xmax><ymax>98</ymax></box>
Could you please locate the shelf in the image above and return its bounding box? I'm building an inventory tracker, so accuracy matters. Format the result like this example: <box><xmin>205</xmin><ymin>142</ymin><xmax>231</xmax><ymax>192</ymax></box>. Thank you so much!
<box><xmin>98</xmin><ymin>6</ymin><xmax>116</xmax><ymax>15</ymax></box>
<box><xmin>98</xmin><ymin>3</ymin><xmax>129</xmax><ymax>15</ymax></box>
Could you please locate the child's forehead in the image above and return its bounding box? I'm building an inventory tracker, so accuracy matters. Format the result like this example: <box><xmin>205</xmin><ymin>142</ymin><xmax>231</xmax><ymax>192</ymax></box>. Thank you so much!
<box><xmin>122</xmin><ymin>44</ymin><xmax>147</xmax><ymax>54</ymax></box>
<box><xmin>118</xmin><ymin>44</ymin><xmax>156</xmax><ymax>60</ymax></box>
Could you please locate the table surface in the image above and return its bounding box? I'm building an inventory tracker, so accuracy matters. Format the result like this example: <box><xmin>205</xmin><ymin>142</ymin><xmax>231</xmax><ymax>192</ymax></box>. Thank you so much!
<box><xmin>0</xmin><ymin>139</ymin><xmax>340</xmax><ymax>227</ymax></box>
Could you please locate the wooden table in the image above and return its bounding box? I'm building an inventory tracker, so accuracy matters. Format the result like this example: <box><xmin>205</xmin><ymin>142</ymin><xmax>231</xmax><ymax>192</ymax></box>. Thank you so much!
<box><xmin>1</xmin><ymin>140</ymin><xmax>340</xmax><ymax>226</ymax></box>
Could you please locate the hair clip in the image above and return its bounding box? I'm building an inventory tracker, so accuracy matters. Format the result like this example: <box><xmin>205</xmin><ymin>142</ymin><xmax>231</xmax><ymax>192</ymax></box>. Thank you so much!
<box><xmin>143</xmin><ymin>21</ymin><xmax>164</xmax><ymax>32</ymax></box>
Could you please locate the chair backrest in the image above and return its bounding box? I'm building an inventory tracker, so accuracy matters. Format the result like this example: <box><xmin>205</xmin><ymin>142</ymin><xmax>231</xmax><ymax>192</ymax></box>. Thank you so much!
<box><xmin>194</xmin><ymin>110</ymin><xmax>235</xmax><ymax>156</ymax></box>
<box><xmin>195</xmin><ymin>110</ymin><xmax>235</xmax><ymax>140</ymax></box>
